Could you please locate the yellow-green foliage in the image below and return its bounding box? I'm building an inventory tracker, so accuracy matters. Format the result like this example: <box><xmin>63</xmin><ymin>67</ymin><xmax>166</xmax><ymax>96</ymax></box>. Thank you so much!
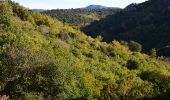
<box><xmin>0</xmin><ymin>1</ymin><xmax>170</xmax><ymax>100</ymax></box>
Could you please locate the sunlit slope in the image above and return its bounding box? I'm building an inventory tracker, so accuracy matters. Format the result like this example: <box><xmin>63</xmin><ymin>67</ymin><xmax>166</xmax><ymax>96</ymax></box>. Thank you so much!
<box><xmin>0</xmin><ymin>1</ymin><xmax>170</xmax><ymax>99</ymax></box>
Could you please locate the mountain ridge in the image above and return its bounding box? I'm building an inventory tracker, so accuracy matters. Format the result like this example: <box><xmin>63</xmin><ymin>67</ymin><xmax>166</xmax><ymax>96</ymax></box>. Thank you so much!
<box><xmin>31</xmin><ymin>9</ymin><xmax>46</xmax><ymax>12</ymax></box>
<box><xmin>83</xmin><ymin>4</ymin><xmax>116</xmax><ymax>10</ymax></box>
<box><xmin>31</xmin><ymin>5</ymin><xmax>120</xmax><ymax>11</ymax></box>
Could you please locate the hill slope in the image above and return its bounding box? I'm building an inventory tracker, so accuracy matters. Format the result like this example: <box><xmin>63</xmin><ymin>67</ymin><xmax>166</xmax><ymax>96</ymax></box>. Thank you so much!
<box><xmin>43</xmin><ymin>8</ymin><xmax>121</xmax><ymax>27</ymax></box>
<box><xmin>82</xmin><ymin>0</ymin><xmax>170</xmax><ymax>57</ymax></box>
<box><xmin>0</xmin><ymin>1</ymin><xmax>170</xmax><ymax>99</ymax></box>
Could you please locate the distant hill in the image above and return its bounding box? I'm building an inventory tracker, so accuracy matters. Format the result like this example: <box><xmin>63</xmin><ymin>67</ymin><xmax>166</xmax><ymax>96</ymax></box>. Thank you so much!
<box><xmin>31</xmin><ymin>9</ymin><xmax>46</xmax><ymax>12</ymax></box>
<box><xmin>83</xmin><ymin>5</ymin><xmax>114</xmax><ymax>10</ymax></box>
<box><xmin>43</xmin><ymin>8</ymin><xmax>121</xmax><ymax>27</ymax></box>
<box><xmin>82</xmin><ymin>0</ymin><xmax>170</xmax><ymax>57</ymax></box>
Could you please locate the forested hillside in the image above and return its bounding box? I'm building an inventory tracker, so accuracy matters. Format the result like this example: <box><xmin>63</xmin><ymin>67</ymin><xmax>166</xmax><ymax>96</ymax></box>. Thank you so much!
<box><xmin>0</xmin><ymin>0</ymin><xmax>170</xmax><ymax>100</ymax></box>
<box><xmin>43</xmin><ymin>8</ymin><xmax>121</xmax><ymax>27</ymax></box>
<box><xmin>82</xmin><ymin>0</ymin><xmax>170</xmax><ymax>57</ymax></box>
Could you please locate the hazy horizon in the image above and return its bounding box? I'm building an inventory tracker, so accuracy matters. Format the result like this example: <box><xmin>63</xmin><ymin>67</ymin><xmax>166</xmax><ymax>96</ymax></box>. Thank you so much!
<box><xmin>12</xmin><ymin>0</ymin><xmax>147</xmax><ymax>10</ymax></box>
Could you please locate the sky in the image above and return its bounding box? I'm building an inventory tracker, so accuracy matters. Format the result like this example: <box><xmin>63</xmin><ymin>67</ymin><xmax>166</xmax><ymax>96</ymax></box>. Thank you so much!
<box><xmin>12</xmin><ymin>0</ymin><xmax>147</xmax><ymax>9</ymax></box>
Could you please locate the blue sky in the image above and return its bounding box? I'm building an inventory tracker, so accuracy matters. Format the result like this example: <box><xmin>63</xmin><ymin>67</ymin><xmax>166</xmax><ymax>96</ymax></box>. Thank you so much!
<box><xmin>12</xmin><ymin>0</ymin><xmax>147</xmax><ymax>9</ymax></box>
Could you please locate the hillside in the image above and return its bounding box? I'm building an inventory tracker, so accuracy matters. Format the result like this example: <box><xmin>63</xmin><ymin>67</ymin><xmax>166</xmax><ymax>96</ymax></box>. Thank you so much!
<box><xmin>0</xmin><ymin>1</ymin><xmax>170</xmax><ymax>100</ymax></box>
<box><xmin>82</xmin><ymin>0</ymin><xmax>170</xmax><ymax>57</ymax></box>
<box><xmin>43</xmin><ymin>8</ymin><xmax>121</xmax><ymax>28</ymax></box>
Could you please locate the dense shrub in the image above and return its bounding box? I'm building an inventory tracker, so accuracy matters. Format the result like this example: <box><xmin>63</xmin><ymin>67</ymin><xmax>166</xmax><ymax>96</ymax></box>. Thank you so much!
<box><xmin>0</xmin><ymin>2</ymin><xmax>13</xmax><ymax>29</ymax></box>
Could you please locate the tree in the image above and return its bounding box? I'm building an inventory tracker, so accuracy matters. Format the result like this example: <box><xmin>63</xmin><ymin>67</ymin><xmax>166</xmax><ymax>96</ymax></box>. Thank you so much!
<box><xmin>96</xmin><ymin>35</ymin><xmax>103</xmax><ymax>42</ymax></box>
<box><xmin>128</xmin><ymin>41</ymin><xmax>142</xmax><ymax>52</ymax></box>
<box><xmin>150</xmin><ymin>48</ymin><xmax>157</xmax><ymax>58</ymax></box>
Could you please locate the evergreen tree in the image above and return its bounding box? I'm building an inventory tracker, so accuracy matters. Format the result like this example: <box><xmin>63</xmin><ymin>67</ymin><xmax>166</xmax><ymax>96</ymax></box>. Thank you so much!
<box><xmin>150</xmin><ymin>48</ymin><xmax>157</xmax><ymax>58</ymax></box>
